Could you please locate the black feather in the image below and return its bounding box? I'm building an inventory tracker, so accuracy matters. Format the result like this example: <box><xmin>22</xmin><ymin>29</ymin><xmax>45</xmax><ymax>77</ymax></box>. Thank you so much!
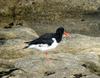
<box><xmin>24</xmin><ymin>33</ymin><xmax>55</xmax><ymax>46</ymax></box>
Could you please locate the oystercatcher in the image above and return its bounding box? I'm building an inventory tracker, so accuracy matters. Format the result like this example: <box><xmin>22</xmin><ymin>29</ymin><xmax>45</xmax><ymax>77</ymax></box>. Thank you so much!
<box><xmin>24</xmin><ymin>27</ymin><xmax>69</xmax><ymax>59</ymax></box>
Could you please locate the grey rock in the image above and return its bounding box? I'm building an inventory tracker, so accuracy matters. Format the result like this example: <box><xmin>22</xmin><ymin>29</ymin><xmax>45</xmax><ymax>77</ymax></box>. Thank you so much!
<box><xmin>0</xmin><ymin>27</ymin><xmax>100</xmax><ymax>78</ymax></box>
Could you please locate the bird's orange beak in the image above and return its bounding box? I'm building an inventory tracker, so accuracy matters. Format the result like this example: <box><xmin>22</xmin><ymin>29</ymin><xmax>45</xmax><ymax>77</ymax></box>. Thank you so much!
<box><xmin>63</xmin><ymin>32</ymin><xmax>70</xmax><ymax>37</ymax></box>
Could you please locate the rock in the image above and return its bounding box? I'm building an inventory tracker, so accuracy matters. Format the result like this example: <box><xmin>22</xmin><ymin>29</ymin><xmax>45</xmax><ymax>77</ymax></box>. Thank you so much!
<box><xmin>0</xmin><ymin>34</ymin><xmax>99</xmax><ymax>78</ymax></box>
<box><xmin>0</xmin><ymin>27</ymin><xmax>100</xmax><ymax>78</ymax></box>
<box><xmin>0</xmin><ymin>26</ymin><xmax>38</xmax><ymax>40</ymax></box>
<box><xmin>0</xmin><ymin>59</ymin><xmax>28</xmax><ymax>78</ymax></box>
<box><xmin>0</xmin><ymin>0</ymin><xmax>100</xmax><ymax>25</ymax></box>
<box><xmin>14</xmin><ymin>52</ymin><xmax>100</xmax><ymax>78</ymax></box>
<box><xmin>0</xmin><ymin>26</ymin><xmax>38</xmax><ymax>59</ymax></box>
<box><xmin>0</xmin><ymin>0</ymin><xmax>100</xmax><ymax>17</ymax></box>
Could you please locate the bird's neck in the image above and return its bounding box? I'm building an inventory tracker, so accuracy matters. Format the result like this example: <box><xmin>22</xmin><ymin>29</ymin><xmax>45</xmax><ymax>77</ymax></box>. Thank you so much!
<box><xmin>55</xmin><ymin>33</ymin><xmax>63</xmax><ymax>43</ymax></box>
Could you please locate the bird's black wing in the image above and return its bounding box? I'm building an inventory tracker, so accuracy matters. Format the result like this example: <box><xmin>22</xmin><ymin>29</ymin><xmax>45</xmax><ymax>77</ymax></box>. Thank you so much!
<box><xmin>27</xmin><ymin>33</ymin><xmax>56</xmax><ymax>46</ymax></box>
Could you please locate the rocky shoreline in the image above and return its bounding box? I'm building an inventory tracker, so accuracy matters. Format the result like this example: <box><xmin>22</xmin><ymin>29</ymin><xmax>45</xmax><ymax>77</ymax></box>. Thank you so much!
<box><xmin>0</xmin><ymin>0</ymin><xmax>100</xmax><ymax>78</ymax></box>
<box><xmin>0</xmin><ymin>27</ymin><xmax>100</xmax><ymax>78</ymax></box>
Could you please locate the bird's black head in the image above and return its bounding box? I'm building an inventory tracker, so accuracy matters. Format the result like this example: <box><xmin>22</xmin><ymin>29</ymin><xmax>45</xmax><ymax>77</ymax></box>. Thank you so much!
<box><xmin>55</xmin><ymin>27</ymin><xmax>64</xmax><ymax>42</ymax></box>
<box><xmin>56</xmin><ymin>27</ymin><xmax>64</xmax><ymax>34</ymax></box>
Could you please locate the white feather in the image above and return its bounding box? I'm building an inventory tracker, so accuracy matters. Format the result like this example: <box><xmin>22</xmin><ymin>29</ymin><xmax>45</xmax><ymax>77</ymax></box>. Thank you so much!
<box><xmin>28</xmin><ymin>38</ymin><xmax>58</xmax><ymax>51</ymax></box>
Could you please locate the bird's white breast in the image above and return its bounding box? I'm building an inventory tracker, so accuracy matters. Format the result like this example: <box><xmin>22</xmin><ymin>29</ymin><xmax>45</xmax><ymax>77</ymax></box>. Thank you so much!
<box><xmin>28</xmin><ymin>38</ymin><xmax>58</xmax><ymax>51</ymax></box>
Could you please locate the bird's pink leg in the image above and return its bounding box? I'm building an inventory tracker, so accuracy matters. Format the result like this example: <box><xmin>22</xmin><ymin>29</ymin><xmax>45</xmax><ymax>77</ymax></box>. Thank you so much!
<box><xmin>45</xmin><ymin>52</ymin><xmax>48</xmax><ymax>59</ymax></box>
<box><xmin>45</xmin><ymin>52</ymin><xmax>52</xmax><ymax>63</ymax></box>
<box><xmin>45</xmin><ymin>52</ymin><xmax>52</xmax><ymax>64</ymax></box>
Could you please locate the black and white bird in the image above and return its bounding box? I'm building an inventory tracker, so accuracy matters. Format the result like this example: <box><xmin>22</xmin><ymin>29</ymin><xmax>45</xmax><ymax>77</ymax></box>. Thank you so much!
<box><xmin>24</xmin><ymin>27</ymin><xmax>69</xmax><ymax>51</ymax></box>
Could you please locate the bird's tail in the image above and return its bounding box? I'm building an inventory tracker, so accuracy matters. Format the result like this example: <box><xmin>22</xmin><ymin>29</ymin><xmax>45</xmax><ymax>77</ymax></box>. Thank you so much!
<box><xmin>23</xmin><ymin>41</ymin><xmax>30</xmax><ymax>49</ymax></box>
<box><xmin>24</xmin><ymin>41</ymin><xmax>30</xmax><ymax>44</ymax></box>
<box><xmin>23</xmin><ymin>46</ymin><xmax>29</xmax><ymax>49</ymax></box>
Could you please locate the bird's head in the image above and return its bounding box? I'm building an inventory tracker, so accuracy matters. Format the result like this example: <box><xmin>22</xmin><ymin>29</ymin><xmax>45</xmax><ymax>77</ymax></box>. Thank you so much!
<box><xmin>56</xmin><ymin>27</ymin><xmax>64</xmax><ymax>35</ymax></box>
<box><xmin>56</xmin><ymin>27</ymin><xmax>70</xmax><ymax>37</ymax></box>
